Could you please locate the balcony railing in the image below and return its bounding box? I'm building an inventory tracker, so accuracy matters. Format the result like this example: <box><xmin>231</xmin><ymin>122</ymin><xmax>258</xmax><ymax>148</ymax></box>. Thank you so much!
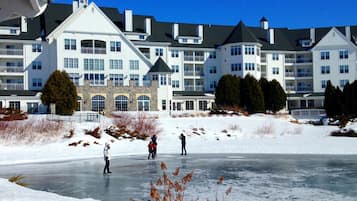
<box><xmin>183</xmin><ymin>55</ymin><xmax>204</xmax><ymax>62</ymax></box>
<box><xmin>286</xmin><ymin>86</ymin><xmax>296</xmax><ymax>91</ymax></box>
<box><xmin>261</xmin><ymin>58</ymin><xmax>267</xmax><ymax>63</ymax></box>
<box><xmin>0</xmin><ymin>48</ymin><xmax>23</xmax><ymax>56</ymax></box>
<box><xmin>184</xmin><ymin>85</ymin><xmax>204</xmax><ymax>91</ymax></box>
<box><xmin>184</xmin><ymin>70</ymin><xmax>194</xmax><ymax>76</ymax></box>
<box><xmin>285</xmin><ymin>58</ymin><xmax>296</xmax><ymax>63</ymax></box>
<box><xmin>297</xmin><ymin>87</ymin><xmax>313</xmax><ymax>92</ymax></box>
<box><xmin>285</xmin><ymin>72</ymin><xmax>295</xmax><ymax>77</ymax></box>
<box><xmin>81</xmin><ymin>47</ymin><xmax>106</xmax><ymax>54</ymax></box>
<box><xmin>297</xmin><ymin>72</ymin><xmax>313</xmax><ymax>77</ymax></box>
<box><xmin>194</xmin><ymin>71</ymin><xmax>204</xmax><ymax>77</ymax></box>
<box><xmin>296</xmin><ymin>58</ymin><xmax>312</xmax><ymax>63</ymax></box>
<box><xmin>0</xmin><ymin>66</ymin><xmax>23</xmax><ymax>73</ymax></box>
<box><xmin>0</xmin><ymin>83</ymin><xmax>24</xmax><ymax>90</ymax></box>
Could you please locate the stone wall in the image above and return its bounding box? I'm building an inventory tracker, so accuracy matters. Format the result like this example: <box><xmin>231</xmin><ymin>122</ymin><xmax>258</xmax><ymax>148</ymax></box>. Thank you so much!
<box><xmin>77</xmin><ymin>80</ymin><xmax>158</xmax><ymax>114</ymax></box>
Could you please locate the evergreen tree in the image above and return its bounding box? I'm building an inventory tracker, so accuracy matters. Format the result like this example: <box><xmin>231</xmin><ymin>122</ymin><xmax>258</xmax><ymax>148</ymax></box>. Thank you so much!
<box><xmin>215</xmin><ymin>75</ymin><xmax>240</xmax><ymax>107</ymax></box>
<box><xmin>41</xmin><ymin>70</ymin><xmax>77</xmax><ymax>115</ymax></box>
<box><xmin>259</xmin><ymin>77</ymin><xmax>270</xmax><ymax>112</ymax></box>
<box><xmin>324</xmin><ymin>81</ymin><xmax>336</xmax><ymax>117</ymax></box>
<box><xmin>335</xmin><ymin>87</ymin><xmax>344</xmax><ymax>116</ymax></box>
<box><xmin>269</xmin><ymin>79</ymin><xmax>287</xmax><ymax>113</ymax></box>
<box><xmin>241</xmin><ymin>74</ymin><xmax>265</xmax><ymax>113</ymax></box>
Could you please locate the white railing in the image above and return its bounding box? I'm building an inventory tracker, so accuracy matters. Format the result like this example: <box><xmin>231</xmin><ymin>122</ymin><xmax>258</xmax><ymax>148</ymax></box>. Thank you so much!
<box><xmin>0</xmin><ymin>66</ymin><xmax>23</xmax><ymax>73</ymax></box>
<box><xmin>296</xmin><ymin>58</ymin><xmax>312</xmax><ymax>63</ymax></box>
<box><xmin>285</xmin><ymin>72</ymin><xmax>295</xmax><ymax>77</ymax></box>
<box><xmin>81</xmin><ymin>47</ymin><xmax>106</xmax><ymax>54</ymax></box>
<box><xmin>0</xmin><ymin>48</ymin><xmax>23</xmax><ymax>56</ymax></box>
<box><xmin>285</xmin><ymin>58</ymin><xmax>296</xmax><ymax>63</ymax></box>
<box><xmin>0</xmin><ymin>83</ymin><xmax>24</xmax><ymax>90</ymax></box>
<box><xmin>291</xmin><ymin>109</ymin><xmax>326</xmax><ymax>120</ymax></box>
<box><xmin>184</xmin><ymin>70</ymin><xmax>194</xmax><ymax>76</ymax></box>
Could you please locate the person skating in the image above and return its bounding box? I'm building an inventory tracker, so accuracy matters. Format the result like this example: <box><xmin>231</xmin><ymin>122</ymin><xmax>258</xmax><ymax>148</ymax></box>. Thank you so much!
<box><xmin>180</xmin><ymin>133</ymin><xmax>187</xmax><ymax>155</ymax></box>
<box><xmin>148</xmin><ymin>141</ymin><xmax>154</xmax><ymax>160</ymax></box>
<box><xmin>103</xmin><ymin>143</ymin><xmax>112</xmax><ymax>174</ymax></box>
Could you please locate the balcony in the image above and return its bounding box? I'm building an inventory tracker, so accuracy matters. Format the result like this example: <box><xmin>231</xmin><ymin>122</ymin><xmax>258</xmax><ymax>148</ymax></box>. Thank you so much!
<box><xmin>285</xmin><ymin>58</ymin><xmax>296</xmax><ymax>64</ymax></box>
<box><xmin>297</xmin><ymin>72</ymin><xmax>313</xmax><ymax>78</ymax></box>
<box><xmin>184</xmin><ymin>70</ymin><xmax>194</xmax><ymax>76</ymax></box>
<box><xmin>183</xmin><ymin>55</ymin><xmax>204</xmax><ymax>62</ymax></box>
<box><xmin>184</xmin><ymin>85</ymin><xmax>204</xmax><ymax>91</ymax></box>
<box><xmin>0</xmin><ymin>83</ymin><xmax>24</xmax><ymax>90</ymax></box>
<box><xmin>261</xmin><ymin>57</ymin><xmax>267</xmax><ymax>63</ymax></box>
<box><xmin>286</xmin><ymin>86</ymin><xmax>296</xmax><ymax>91</ymax></box>
<box><xmin>296</xmin><ymin>58</ymin><xmax>312</xmax><ymax>64</ymax></box>
<box><xmin>194</xmin><ymin>71</ymin><xmax>204</xmax><ymax>77</ymax></box>
<box><xmin>81</xmin><ymin>47</ymin><xmax>106</xmax><ymax>54</ymax></box>
<box><xmin>0</xmin><ymin>48</ymin><xmax>23</xmax><ymax>56</ymax></box>
<box><xmin>297</xmin><ymin>87</ymin><xmax>313</xmax><ymax>92</ymax></box>
<box><xmin>0</xmin><ymin>66</ymin><xmax>23</xmax><ymax>73</ymax></box>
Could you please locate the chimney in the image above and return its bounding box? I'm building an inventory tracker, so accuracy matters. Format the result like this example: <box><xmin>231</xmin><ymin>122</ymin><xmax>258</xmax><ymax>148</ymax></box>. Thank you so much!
<box><xmin>310</xmin><ymin>28</ymin><xmax>315</xmax><ymax>44</ymax></box>
<box><xmin>72</xmin><ymin>0</ymin><xmax>78</xmax><ymax>13</ymax></box>
<box><xmin>21</xmin><ymin>16</ymin><xmax>27</xmax><ymax>33</ymax></box>
<box><xmin>345</xmin><ymin>26</ymin><xmax>351</xmax><ymax>41</ymax></box>
<box><xmin>268</xmin><ymin>28</ymin><xmax>274</xmax><ymax>44</ymax></box>
<box><xmin>260</xmin><ymin>17</ymin><xmax>269</xmax><ymax>30</ymax></box>
<box><xmin>124</xmin><ymin>10</ymin><xmax>133</xmax><ymax>32</ymax></box>
<box><xmin>145</xmin><ymin>18</ymin><xmax>151</xmax><ymax>35</ymax></box>
<box><xmin>72</xmin><ymin>0</ymin><xmax>88</xmax><ymax>13</ymax></box>
<box><xmin>197</xmin><ymin>25</ymin><xmax>203</xmax><ymax>39</ymax></box>
<box><xmin>172</xmin><ymin>23</ymin><xmax>179</xmax><ymax>39</ymax></box>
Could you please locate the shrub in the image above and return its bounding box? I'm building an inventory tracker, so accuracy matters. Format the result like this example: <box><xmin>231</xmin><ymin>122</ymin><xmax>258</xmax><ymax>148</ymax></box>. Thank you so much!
<box><xmin>255</xmin><ymin>123</ymin><xmax>275</xmax><ymax>135</ymax></box>
<box><xmin>331</xmin><ymin>129</ymin><xmax>357</xmax><ymax>137</ymax></box>
<box><xmin>84</xmin><ymin>127</ymin><xmax>101</xmax><ymax>139</ymax></box>
<box><xmin>8</xmin><ymin>175</ymin><xmax>28</xmax><ymax>187</ymax></box>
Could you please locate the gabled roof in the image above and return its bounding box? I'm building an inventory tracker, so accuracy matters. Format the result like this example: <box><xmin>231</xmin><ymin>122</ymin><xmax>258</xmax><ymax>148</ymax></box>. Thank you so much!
<box><xmin>149</xmin><ymin>57</ymin><xmax>172</xmax><ymax>73</ymax></box>
<box><xmin>223</xmin><ymin>21</ymin><xmax>259</xmax><ymax>45</ymax></box>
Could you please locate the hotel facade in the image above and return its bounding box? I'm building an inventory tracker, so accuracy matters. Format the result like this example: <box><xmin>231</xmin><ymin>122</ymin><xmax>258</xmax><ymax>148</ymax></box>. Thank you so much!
<box><xmin>0</xmin><ymin>1</ymin><xmax>356</xmax><ymax>114</ymax></box>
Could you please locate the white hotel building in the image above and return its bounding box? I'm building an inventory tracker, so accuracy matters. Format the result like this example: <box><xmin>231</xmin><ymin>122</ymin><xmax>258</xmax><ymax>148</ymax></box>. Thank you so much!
<box><xmin>0</xmin><ymin>1</ymin><xmax>356</xmax><ymax>114</ymax></box>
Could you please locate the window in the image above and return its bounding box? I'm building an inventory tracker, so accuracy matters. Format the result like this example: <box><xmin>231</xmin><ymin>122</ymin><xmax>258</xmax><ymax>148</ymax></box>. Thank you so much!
<box><xmin>84</xmin><ymin>73</ymin><xmax>105</xmax><ymax>86</ymax></box>
<box><xmin>9</xmin><ymin>101</ymin><xmax>20</xmax><ymax>111</ymax></box>
<box><xmin>339</xmin><ymin>50</ymin><xmax>348</xmax><ymax>59</ymax></box>
<box><xmin>32</xmin><ymin>44</ymin><xmax>42</xmax><ymax>52</ymax></box>
<box><xmin>64</xmin><ymin>39</ymin><xmax>76</xmax><ymax>50</ymax></box>
<box><xmin>209</xmin><ymin>51</ymin><xmax>216</xmax><ymax>59</ymax></box>
<box><xmin>245</xmin><ymin>45</ymin><xmax>255</xmax><ymax>55</ymax></box>
<box><xmin>129</xmin><ymin>60</ymin><xmax>139</xmax><ymax>70</ymax></box>
<box><xmin>340</xmin><ymin>80</ymin><xmax>349</xmax><ymax>88</ymax></box>
<box><xmin>152</xmin><ymin>74</ymin><xmax>158</xmax><ymax>81</ymax></box>
<box><xmin>162</xmin><ymin>100</ymin><xmax>167</xmax><ymax>110</ymax></box>
<box><xmin>160</xmin><ymin>74</ymin><xmax>167</xmax><ymax>85</ymax></box>
<box><xmin>109</xmin><ymin>59</ymin><xmax>123</xmax><ymax>69</ymax></box>
<box><xmin>84</xmin><ymin>59</ymin><xmax>104</xmax><ymax>71</ymax></box>
<box><xmin>321</xmin><ymin>66</ymin><xmax>330</xmax><ymax>74</ymax></box>
<box><xmin>115</xmin><ymin>95</ymin><xmax>128</xmax><ymax>111</ymax></box>
<box><xmin>231</xmin><ymin>46</ymin><xmax>241</xmax><ymax>56</ymax></box>
<box><xmin>130</xmin><ymin>74</ymin><xmax>139</xmax><ymax>86</ymax></box>
<box><xmin>10</xmin><ymin>29</ymin><xmax>17</xmax><ymax>34</ymax></box>
<box><xmin>182</xmin><ymin>38</ymin><xmax>188</xmax><ymax>43</ymax></box>
<box><xmin>320</xmin><ymin>51</ymin><xmax>330</xmax><ymax>60</ymax></box>
<box><xmin>193</xmin><ymin>39</ymin><xmax>199</xmax><ymax>43</ymax></box>
<box><xmin>210</xmin><ymin>81</ymin><xmax>217</xmax><ymax>89</ymax></box>
<box><xmin>321</xmin><ymin>80</ymin><xmax>328</xmax><ymax>89</ymax></box>
<box><xmin>272</xmin><ymin>53</ymin><xmax>279</xmax><ymax>61</ymax></box>
<box><xmin>339</xmin><ymin>65</ymin><xmax>349</xmax><ymax>73</ymax></box>
<box><xmin>27</xmin><ymin>103</ymin><xmax>39</xmax><ymax>114</ymax></box>
<box><xmin>92</xmin><ymin>95</ymin><xmax>105</xmax><ymax>112</ymax></box>
<box><xmin>171</xmin><ymin>50</ymin><xmax>179</xmax><ymax>58</ymax></box>
<box><xmin>172</xmin><ymin>65</ymin><xmax>179</xmax><ymax>73</ymax></box>
<box><xmin>185</xmin><ymin>101</ymin><xmax>194</xmax><ymax>110</ymax></box>
<box><xmin>68</xmin><ymin>73</ymin><xmax>79</xmax><ymax>86</ymax></box>
<box><xmin>137</xmin><ymin>95</ymin><xmax>150</xmax><ymax>111</ymax></box>
<box><xmin>231</xmin><ymin>63</ymin><xmax>241</xmax><ymax>72</ymax></box>
<box><xmin>64</xmin><ymin>58</ymin><xmax>78</xmax><ymax>68</ymax></box>
<box><xmin>109</xmin><ymin>74</ymin><xmax>124</xmax><ymax>86</ymax></box>
<box><xmin>199</xmin><ymin>101</ymin><xmax>208</xmax><ymax>111</ymax></box>
<box><xmin>110</xmin><ymin>41</ymin><xmax>121</xmax><ymax>52</ymax></box>
<box><xmin>272</xmin><ymin>67</ymin><xmax>279</xmax><ymax>75</ymax></box>
<box><xmin>155</xmin><ymin>48</ymin><xmax>163</xmax><ymax>56</ymax></box>
<box><xmin>32</xmin><ymin>78</ymin><xmax>42</xmax><ymax>87</ymax></box>
<box><xmin>209</xmin><ymin>66</ymin><xmax>217</xmax><ymax>74</ymax></box>
<box><xmin>139</xmin><ymin>35</ymin><xmax>145</xmax><ymax>40</ymax></box>
<box><xmin>172</xmin><ymin>80</ymin><xmax>180</xmax><ymax>88</ymax></box>
<box><xmin>245</xmin><ymin>63</ymin><xmax>255</xmax><ymax>71</ymax></box>
<box><xmin>32</xmin><ymin>61</ymin><xmax>42</xmax><ymax>70</ymax></box>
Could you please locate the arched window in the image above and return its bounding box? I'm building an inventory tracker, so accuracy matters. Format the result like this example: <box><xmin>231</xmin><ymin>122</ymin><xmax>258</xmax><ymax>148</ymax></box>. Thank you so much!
<box><xmin>137</xmin><ymin>95</ymin><xmax>150</xmax><ymax>111</ymax></box>
<box><xmin>92</xmin><ymin>95</ymin><xmax>105</xmax><ymax>112</ymax></box>
<box><xmin>115</xmin><ymin>95</ymin><xmax>128</xmax><ymax>111</ymax></box>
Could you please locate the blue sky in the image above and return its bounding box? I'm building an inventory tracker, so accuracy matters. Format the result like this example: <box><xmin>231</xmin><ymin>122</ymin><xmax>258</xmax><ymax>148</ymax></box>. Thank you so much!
<box><xmin>55</xmin><ymin>0</ymin><xmax>357</xmax><ymax>29</ymax></box>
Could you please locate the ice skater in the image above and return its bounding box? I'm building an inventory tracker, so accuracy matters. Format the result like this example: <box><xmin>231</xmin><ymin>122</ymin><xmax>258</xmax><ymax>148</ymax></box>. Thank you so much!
<box><xmin>103</xmin><ymin>143</ymin><xmax>112</xmax><ymax>174</ymax></box>
<box><xmin>148</xmin><ymin>140</ymin><xmax>156</xmax><ymax>160</ymax></box>
<box><xmin>180</xmin><ymin>133</ymin><xmax>187</xmax><ymax>155</ymax></box>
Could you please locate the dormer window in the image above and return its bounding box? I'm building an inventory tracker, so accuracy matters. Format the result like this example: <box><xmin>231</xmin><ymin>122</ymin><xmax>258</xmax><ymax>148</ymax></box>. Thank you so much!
<box><xmin>300</xmin><ymin>39</ymin><xmax>312</xmax><ymax>47</ymax></box>
<box><xmin>182</xmin><ymin>38</ymin><xmax>188</xmax><ymax>43</ymax></box>
<box><xmin>139</xmin><ymin>35</ymin><xmax>145</xmax><ymax>40</ymax></box>
<box><xmin>10</xmin><ymin>29</ymin><xmax>17</xmax><ymax>34</ymax></box>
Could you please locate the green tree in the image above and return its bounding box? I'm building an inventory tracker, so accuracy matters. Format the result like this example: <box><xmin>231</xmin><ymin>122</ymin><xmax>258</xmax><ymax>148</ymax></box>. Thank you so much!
<box><xmin>215</xmin><ymin>74</ymin><xmax>240</xmax><ymax>107</ymax></box>
<box><xmin>324</xmin><ymin>81</ymin><xmax>344</xmax><ymax>118</ymax></box>
<box><xmin>269</xmin><ymin>79</ymin><xmax>287</xmax><ymax>113</ymax></box>
<box><xmin>343</xmin><ymin>81</ymin><xmax>357</xmax><ymax>117</ymax></box>
<box><xmin>259</xmin><ymin>77</ymin><xmax>270</xmax><ymax>112</ymax></box>
<box><xmin>41</xmin><ymin>70</ymin><xmax>77</xmax><ymax>115</ymax></box>
<box><xmin>241</xmin><ymin>74</ymin><xmax>265</xmax><ymax>113</ymax></box>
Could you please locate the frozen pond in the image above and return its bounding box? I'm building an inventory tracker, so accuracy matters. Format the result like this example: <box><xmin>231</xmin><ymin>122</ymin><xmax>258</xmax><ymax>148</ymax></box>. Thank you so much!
<box><xmin>1</xmin><ymin>154</ymin><xmax>357</xmax><ymax>201</ymax></box>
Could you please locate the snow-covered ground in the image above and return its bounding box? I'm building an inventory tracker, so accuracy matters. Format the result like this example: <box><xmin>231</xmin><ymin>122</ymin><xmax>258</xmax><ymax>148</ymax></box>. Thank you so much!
<box><xmin>1</xmin><ymin>113</ymin><xmax>357</xmax><ymax>201</ymax></box>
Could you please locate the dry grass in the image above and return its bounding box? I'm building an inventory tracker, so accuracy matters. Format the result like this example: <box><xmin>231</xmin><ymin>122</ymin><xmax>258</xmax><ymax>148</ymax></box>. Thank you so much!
<box><xmin>131</xmin><ymin>162</ymin><xmax>232</xmax><ymax>201</ymax></box>
<box><xmin>255</xmin><ymin>123</ymin><xmax>275</xmax><ymax>135</ymax></box>
<box><xmin>8</xmin><ymin>175</ymin><xmax>28</xmax><ymax>187</ymax></box>
<box><xmin>0</xmin><ymin>119</ymin><xmax>64</xmax><ymax>144</ymax></box>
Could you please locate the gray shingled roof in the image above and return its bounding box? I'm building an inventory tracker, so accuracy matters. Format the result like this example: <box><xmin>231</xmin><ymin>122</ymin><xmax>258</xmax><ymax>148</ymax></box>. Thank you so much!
<box><xmin>1</xmin><ymin>3</ymin><xmax>356</xmax><ymax>51</ymax></box>
<box><xmin>148</xmin><ymin>57</ymin><xmax>172</xmax><ymax>73</ymax></box>
<box><xmin>223</xmin><ymin>21</ymin><xmax>259</xmax><ymax>45</ymax></box>
<box><xmin>0</xmin><ymin>90</ymin><xmax>40</xmax><ymax>96</ymax></box>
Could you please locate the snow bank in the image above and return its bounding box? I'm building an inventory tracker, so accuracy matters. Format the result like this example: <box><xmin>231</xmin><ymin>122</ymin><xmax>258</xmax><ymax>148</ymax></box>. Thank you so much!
<box><xmin>0</xmin><ymin>178</ymin><xmax>99</xmax><ymax>201</ymax></box>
